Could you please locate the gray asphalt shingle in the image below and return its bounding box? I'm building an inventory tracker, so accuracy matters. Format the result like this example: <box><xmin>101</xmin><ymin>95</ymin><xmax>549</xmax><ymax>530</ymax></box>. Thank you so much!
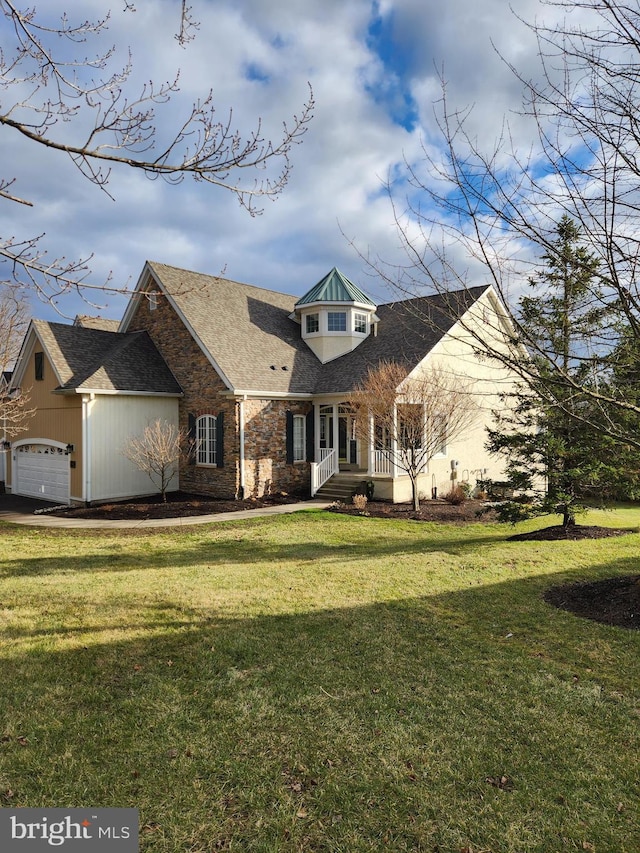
<box><xmin>148</xmin><ymin>262</ymin><xmax>488</xmax><ymax>395</ymax></box>
<box><xmin>34</xmin><ymin>321</ymin><xmax>182</xmax><ymax>394</ymax></box>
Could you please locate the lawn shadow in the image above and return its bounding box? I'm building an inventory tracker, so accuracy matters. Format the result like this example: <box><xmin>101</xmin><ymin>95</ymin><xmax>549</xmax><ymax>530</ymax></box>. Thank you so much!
<box><xmin>0</xmin><ymin>513</ymin><xmax>517</xmax><ymax>578</ymax></box>
<box><xmin>1</xmin><ymin>558</ymin><xmax>638</xmax><ymax>850</ymax></box>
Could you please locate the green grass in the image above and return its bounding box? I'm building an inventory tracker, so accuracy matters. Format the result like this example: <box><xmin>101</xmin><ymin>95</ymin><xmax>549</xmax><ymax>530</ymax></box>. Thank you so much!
<box><xmin>0</xmin><ymin>507</ymin><xmax>639</xmax><ymax>852</ymax></box>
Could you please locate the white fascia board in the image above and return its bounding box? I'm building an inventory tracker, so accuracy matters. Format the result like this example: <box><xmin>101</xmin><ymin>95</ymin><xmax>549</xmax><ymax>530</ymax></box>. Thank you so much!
<box><xmin>220</xmin><ymin>389</ymin><xmax>313</xmax><ymax>400</ymax></box>
<box><xmin>11</xmin><ymin>322</ymin><xmax>66</xmax><ymax>389</ymax></box>
<box><xmin>67</xmin><ymin>388</ymin><xmax>183</xmax><ymax>397</ymax></box>
<box><xmin>119</xmin><ymin>261</ymin><xmax>234</xmax><ymax>392</ymax></box>
<box><xmin>295</xmin><ymin>300</ymin><xmax>376</xmax><ymax>313</ymax></box>
<box><xmin>118</xmin><ymin>262</ymin><xmax>153</xmax><ymax>332</ymax></box>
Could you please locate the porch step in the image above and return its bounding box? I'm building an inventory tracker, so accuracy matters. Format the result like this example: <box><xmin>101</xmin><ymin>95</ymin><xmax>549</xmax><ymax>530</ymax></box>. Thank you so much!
<box><xmin>315</xmin><ymin>473</ymin><xmax>370</xmax><ymax>503</ymax></box>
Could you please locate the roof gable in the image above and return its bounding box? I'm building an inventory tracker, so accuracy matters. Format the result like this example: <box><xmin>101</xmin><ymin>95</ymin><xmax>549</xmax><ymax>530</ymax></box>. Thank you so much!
<box><xmin>121</xmin><ymin>261</ymin><xmax>492</xmax><ymax>396</ymax></box>
<box><xmin>30</xmin><ymin>321</ymin><xmax>181</xmax><ymax>394</ymax></box>
<box><xmin>312</xmin><ymin>286</ymin><xmax>490</xmax><ymax>395</ymax></box>
<box><xmin>134</xmin><ymin>262</ymin><xmax>323</xmax><ymax>394</ymax></box>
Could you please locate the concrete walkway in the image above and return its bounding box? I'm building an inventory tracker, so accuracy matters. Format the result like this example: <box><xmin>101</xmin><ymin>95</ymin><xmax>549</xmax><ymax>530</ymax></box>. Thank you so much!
<box><xmin>0</xmin><ymin>496</ymin><xmax>334</xmax><ymax>530</ymax></box>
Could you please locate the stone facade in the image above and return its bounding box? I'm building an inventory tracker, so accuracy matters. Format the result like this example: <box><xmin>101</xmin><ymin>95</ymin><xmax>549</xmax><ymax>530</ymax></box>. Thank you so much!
<box><xmin>243</xmin><ymin>398</ymin><xmax>312</xmax><ymax>498</ymax></box>
<box><xmin>128</xmin><ymin>288</ymin><xmax>312</xmax><ymax>499</ymax></box>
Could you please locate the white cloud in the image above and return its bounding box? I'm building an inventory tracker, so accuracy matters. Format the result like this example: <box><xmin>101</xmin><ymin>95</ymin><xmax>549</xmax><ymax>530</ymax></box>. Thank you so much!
<box><xmin>0</xmin><ymin>0</ymin><xmax>596</xmax><ymax>323</ymax></box>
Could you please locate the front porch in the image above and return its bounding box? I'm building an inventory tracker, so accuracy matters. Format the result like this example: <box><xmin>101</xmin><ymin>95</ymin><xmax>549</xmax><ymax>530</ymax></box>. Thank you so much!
<box><xmin>310</xmin><ymin>402</ymin><xmax>423</xmax><ymax>500</ymax></box>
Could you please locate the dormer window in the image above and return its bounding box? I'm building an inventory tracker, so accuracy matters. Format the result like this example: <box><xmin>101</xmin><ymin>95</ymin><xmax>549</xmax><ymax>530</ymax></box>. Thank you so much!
<box><xmin>327</xmin><ymin>311</ymin><xmax>347</xmax><ymax>332</ymax></box>
<box><xmin>354</xmin><ymin>312</ymin><xmax>367</xmax><ymax>334</ymax></box>
<box><xmin>293</xmin><ymin>268</ymin><xmax>379</xmax><ymax>363</ymax></box>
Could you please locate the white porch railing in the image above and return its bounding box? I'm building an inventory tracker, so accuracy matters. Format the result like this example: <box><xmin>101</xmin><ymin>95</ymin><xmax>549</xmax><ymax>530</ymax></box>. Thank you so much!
<box><xmin>373</xmin><ymin>450</ymin><xmax>394</xmax><ymax>476</ymax></box>
<box><xmin>311</xmin><ymin>447</ymin><xmax>338</xmax><ymax>496</ymax></box>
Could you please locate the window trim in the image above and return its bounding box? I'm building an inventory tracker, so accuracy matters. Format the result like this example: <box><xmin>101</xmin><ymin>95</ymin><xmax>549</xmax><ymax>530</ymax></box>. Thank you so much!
<box><xmin>354</xmin><ymin>312</ymin><xmax>368</xmax><ymax>334</ymax></box>
<box><xmin>327</xmin><ymin>311</ymin><xmax>347</xmax><ymax>332</ymax></box>
<box><xmin>305</xmin><ymin>312</ymin><xmax>319</xmax><ymax>334</ymax></box>
<box><xmin>293</xmin><ymin>414</ymin><xmax>306</xmax><ymax>463</ymax></box>
<box><xmin>196</xmin><ymin>414</ymin><xmax>217</xmax><ymax>466</ymax></box>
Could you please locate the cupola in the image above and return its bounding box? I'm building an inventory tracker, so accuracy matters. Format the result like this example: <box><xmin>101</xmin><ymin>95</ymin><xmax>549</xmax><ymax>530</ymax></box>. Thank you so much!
<box><xmin>291</xmin><ymin>268</ymin><xmax>379</xmax><ymax>363</ymax></box>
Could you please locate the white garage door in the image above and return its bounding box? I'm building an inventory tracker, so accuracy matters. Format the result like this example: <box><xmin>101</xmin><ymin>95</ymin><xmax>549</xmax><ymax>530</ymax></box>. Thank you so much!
<box><xmin>13</xmin><ymin>443</ymin><xmax>70</xmax><ymax>504</ymax></box>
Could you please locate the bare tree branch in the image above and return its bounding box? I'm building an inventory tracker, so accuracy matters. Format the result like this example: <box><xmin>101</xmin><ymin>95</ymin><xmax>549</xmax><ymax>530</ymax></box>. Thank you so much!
<box><xmin>0</xmin><ymin>1</ymin><xmax>314</xmax><ymax>306</ymax></box>
<box><xmin>365</xmin><ymin>1</ymin><xmax>640</xmax><ymax>450</ymax></box>
<box><xmin>122</xmin><ymin>418</ymin><xmax>185</xmax><ymax>500</ymax></box>
<box><xmin>349</xmin><ymin>362</ymin><xmax>478</xmax><ymax>510</ymax></box>
<box><xmin>0</xmin><ymin>288</ymin><xmax>34</xmax><ymax>437</ymax></box>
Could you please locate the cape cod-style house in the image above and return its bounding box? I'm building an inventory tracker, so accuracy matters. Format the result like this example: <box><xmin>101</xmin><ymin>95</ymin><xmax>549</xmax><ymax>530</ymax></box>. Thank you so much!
<box><xmin>4</xmin><ymin>262</ymin><xmax>516</xmax><ymax>505</ymax></box>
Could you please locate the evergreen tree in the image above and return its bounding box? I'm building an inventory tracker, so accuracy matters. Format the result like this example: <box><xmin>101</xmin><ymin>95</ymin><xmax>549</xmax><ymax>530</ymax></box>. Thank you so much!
<box><xmin>487</xmin><ymin>216</ymin><xmax>610</xmax><ymax>527</ymax></box>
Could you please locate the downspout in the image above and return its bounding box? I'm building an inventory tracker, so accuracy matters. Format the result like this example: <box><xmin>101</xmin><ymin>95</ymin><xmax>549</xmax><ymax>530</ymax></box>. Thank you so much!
<box><xmin>238</xmin><ymin>395</ymin><xmax>246</xmax><ymax>499</ymax></box>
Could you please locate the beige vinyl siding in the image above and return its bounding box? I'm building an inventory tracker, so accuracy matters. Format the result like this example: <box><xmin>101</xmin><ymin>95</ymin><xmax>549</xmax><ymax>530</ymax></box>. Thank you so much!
<box><xmin>8</xmin><ymin>342</ymin><xmax>83</xmax><ymax>498</ymax></box>
<box><xmin>87</xmin><ymin>395</ymin><xmax>180</xmax><ymax>502</ymax></box>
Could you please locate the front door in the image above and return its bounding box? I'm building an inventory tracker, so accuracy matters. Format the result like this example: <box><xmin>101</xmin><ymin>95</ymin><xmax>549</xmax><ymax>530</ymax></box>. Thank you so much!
<box><xmin>338</xmin><ymin>412</ymin><xmax>358</xmax><ymax>465</ymax></box>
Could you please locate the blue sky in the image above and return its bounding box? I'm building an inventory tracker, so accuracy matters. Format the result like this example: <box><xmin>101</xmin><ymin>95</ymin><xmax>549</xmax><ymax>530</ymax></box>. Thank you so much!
<box><xmin>0</xmin><ymin>0</ymin><xmax>574</xmax><ymax>323</ymax></box>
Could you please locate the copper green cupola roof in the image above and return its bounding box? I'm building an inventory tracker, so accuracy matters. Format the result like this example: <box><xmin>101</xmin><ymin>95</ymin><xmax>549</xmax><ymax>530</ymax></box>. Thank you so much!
<box><xmin>295</xmin><ymin>267</ymin><xmax>376</xmax><ymax>307</ymax></box>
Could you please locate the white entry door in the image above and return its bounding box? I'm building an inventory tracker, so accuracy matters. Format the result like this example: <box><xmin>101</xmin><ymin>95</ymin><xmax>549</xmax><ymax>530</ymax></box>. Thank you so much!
<box><xmin>13</xmin><ymin>443</ymin><xmax>70</xmax><ymax>504</ymax></box>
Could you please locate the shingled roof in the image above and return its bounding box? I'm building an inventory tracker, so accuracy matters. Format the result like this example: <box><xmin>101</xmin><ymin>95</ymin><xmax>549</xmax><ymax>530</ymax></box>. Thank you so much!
<box><xmin>73</xmin><ymin>315</ymin><xmax>120</xmax><ymax>332</ymax></box>
<box><xmin>139</xmin><ymin>262</ymin><xmax>490</xmax><ymax>395</ymax></box>
<box><xmin>32</xmin><ymin>321</ymin><xmax>182</xmax><ymax>394</ymax></box>
<box><xmin>144</xmin><ymin>262</ymin><xmax>322</xmax><ymax>394</ymax></box>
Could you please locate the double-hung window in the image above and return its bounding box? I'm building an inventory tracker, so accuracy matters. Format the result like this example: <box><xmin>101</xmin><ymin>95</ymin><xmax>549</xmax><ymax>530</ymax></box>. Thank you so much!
<box><xmin>293</xmin><ymin>414</ymin><xmax>305</xmax><ymax>462</ymax></box>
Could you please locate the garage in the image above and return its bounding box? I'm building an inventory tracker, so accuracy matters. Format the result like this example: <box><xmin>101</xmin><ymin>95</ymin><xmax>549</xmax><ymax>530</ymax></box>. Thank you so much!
<box><xmin>12</xmin><ymin>441</ymin><xmax>70</xmax><ymax>504</ymax></box>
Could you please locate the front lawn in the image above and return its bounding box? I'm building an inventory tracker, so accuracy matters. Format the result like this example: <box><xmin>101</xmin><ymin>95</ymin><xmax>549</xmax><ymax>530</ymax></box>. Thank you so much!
<box><xmin>0</xmin><ymin>508</ymin><xmax>638</xmax><ymax>852</ymax></box>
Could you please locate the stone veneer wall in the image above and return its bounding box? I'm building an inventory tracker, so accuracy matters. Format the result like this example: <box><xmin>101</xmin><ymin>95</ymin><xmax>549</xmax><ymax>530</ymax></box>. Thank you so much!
<box><xmin>243</xmin><ymin>398</ymin><xmax>311</xmax><ymax>498</ymax></box>
<box><xmin>128</xmin><ymin>287</ymin><xmax>312</xmax><ymax>499</ymax></box>
<box><xmin>127</xmin><ymin>289</ymin><xmax>239</xmax><ymax>498</ymax></box>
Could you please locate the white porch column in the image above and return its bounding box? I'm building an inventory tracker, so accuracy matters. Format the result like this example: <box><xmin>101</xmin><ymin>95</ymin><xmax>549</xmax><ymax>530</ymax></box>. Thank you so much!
<box><xmin>391</xmin><ymin>402</ymin><xmax>398</xmax><ymax>478</ymax></box>
<box><xmin>332</xmin><ymin>404</ymin><xmax>339</xmax><ymax>464</ymax></box>
<box><xmin>314</xmin><ymin>403</ymin><xmax>320</xmax><ymax>461</ymax></box>
<box><xmin>368</xmin><ymin>411</ymin><xmax>374</xmax><ymax>474</ymax></box>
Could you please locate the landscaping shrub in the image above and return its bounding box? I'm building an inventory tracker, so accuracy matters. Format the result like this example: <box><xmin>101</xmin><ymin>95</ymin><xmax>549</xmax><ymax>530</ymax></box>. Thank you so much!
<box><xmin>442</xmin><ymin>485</ymin><xmax>466</xmax><ymax>505</ymax></box>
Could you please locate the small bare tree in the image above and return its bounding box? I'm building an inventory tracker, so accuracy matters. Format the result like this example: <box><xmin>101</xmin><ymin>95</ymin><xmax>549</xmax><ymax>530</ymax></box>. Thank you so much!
<box><xmin>0</xmin><ymin>288</ymin><xmax>34</xmax><ymax>438</ymax></box>
<box><xmin>0</xmin><ymin>2</ymin><xmax>314</xmax><ymax>305</ymax></box>
<box><xmin>350</xmin><ymin>362</ymin><xmax>478</xmax><ymax>511</ymax></box>
<box><xmin>122</xmin><ymin>419</ymin><xmax>185</xmax><ymax>501</ymax></box>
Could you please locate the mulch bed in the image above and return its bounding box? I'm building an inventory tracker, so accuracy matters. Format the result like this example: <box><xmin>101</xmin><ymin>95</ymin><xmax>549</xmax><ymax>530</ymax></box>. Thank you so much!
<box><xmin>328</xmin><ymin>499</ymin><xmax>496</xmax><ymax>523</ymax></box>
<box><xmin>508</xmin><ymin>524</ymin><xmax>632</xmax><ymax>541</ymax></box>
<box><xmin>51</xmin><ymin>491</ymin><xmax>304</xmax><ymax>520</ymax></box>
<box><xmin>544</xmin><ymin>575</ymin><xmax>640</xmax><ymax>630</ymax></box>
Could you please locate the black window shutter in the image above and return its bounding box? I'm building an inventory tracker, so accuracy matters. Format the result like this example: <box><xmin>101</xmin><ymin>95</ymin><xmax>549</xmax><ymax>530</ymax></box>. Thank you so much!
<box><xmin>216</xmin><ymin>411</ymin><xmax>225</xmax><ymax>467</ymax></box>
<box><xmin>187</xmin><ymin>413</ymin><xmax>196</xmax><ymax>465</ymax></box>
<box><xmin>306</xmin><ymin>409</ymin><xmax>315</xmax><ymax>462</ymax></box>
<box><xmin>285</xmin><ymin>410</ymin><xmax>294</xmax><ymax>465</ymax></box>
